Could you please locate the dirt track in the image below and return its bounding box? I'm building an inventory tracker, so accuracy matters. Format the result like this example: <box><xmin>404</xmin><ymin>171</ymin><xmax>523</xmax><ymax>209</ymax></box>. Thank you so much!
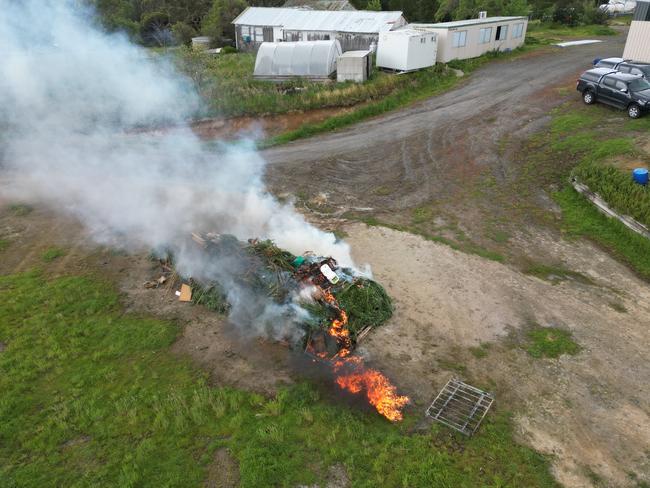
<box><xmin>264</xmin><ymin>36</ymin><xmax>625</xmax><ymax>215</ymax></box>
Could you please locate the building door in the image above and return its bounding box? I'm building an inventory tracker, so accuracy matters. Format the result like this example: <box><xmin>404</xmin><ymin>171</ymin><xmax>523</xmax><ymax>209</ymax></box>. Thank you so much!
<box><xmin>263</xmin><ymin>27</ymin><xmax>273</xmax><ymax>42</ymax></box>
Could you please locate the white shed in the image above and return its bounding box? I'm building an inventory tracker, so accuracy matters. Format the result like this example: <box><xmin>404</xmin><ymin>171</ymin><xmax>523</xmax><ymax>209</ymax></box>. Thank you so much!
<box><xmin>253</xmin><ymin>39</ymin><xmax>342</xmax><ymax>81</ymax></box>
<box><xmin>376</xmin><ymin>29</ymin><xmax>437</xmax><ymax>71</ymax></box>
<box><xmin>337</xmin><ymin>50</ymin><xmax>372</xmax><ymax>82</ymax></box>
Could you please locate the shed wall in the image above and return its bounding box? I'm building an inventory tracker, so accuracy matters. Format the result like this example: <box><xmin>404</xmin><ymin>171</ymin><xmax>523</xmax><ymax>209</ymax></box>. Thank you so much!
<box><xmin>623</xmin><ymin>20</ymin><xmax>650</xmax><ymax>62</ymax></box>
<box><xmin>422</xmin><ymin>19</ymin><xmax>526</xmax><ymax>63</ymax></box>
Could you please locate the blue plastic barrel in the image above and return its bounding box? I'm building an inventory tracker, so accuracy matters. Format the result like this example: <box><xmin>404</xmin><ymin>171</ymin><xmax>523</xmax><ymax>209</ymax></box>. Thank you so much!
<box><xmin>633</xmin><ymin>168</ymin><xmax>649</xmax><ymax>186</ymax></box>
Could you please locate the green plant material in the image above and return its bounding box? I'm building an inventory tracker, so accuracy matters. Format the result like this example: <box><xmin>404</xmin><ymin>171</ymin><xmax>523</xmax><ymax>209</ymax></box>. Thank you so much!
<box><xmin>554</xmin><ymin>187</ymin><xmax>650</xmax><ymax>280</ymax></box>
<box><xmin>489</xmin><ymin>230</ymin><xmax>510</xmax><ymax>243</ymax></box>
<box><xmin>41</xmin><ymin>247</ymin><xmax>66</xmax><ymax>262</ymax></box>
<box><xmin>438</xmin><ymin>359</ymin><xmax>468</xmax><ymax>374</ymax></box>
<box><xmin>470</xmin><ymin>343</ymin><xmax>491</xmax><ymax>359</ymax></box>
<box><xmin>525</xmin><ymin>325</ymin><xmax>581</xmax><ymax>359</ymax></box>
<box><xmin>0</xmin><ymin>271</ymin><xmax>559</xmax><ymax>487</ymax></box>
<box><xmin>608</xmin><ymin>301</ymin><xmax>627</xmax><ymax>313</ymax></box>
<box><xmin>336</xmin><ymin>279</ymin><xmax>393</xmax><ymax>336</ymax></box>
<box><xmin>248</xmin><ymin>239</ymin><xmax>297</xmax><ymax>272</ymax></box>
<box><xmin>523</xmin><ymin>263</ymin><xmax>593</xmax><ymax>285</ymax></box>
<box><xmin>9</xmin><ymin>203</ymin><xmax>33</xmax><ymax>216</ymax></box>
<box><xmin>572</xmin><ymin>160</ymin><xmax>650</xmax><ymax>228</ymax></box>
<box><xmin>191</xmin><ymin>280</ymin><xmax>230</xmax><ymax>313</ymax></box>
<box><xmin>0</xmin><ymin>240</ymin><xmax>9</xmax><ymax>252</ymax></box>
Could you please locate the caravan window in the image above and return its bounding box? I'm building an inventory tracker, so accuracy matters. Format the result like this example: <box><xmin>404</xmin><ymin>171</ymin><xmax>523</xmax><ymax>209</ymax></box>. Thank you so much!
<box><xmin>495</xmin><ymin>25</ymin><xmax>508</xmax><ymax>41</ymax></box>
<box><xmin>512</xmin><ymin>23</ymin><xmax>524</xmax><ymax>39</ymax></box>
<box><xmin>452</xmin><ymin>30</ymin><xmax>467</xmax><ymax>48</ymax></box>
<box><xmin>479</xmin><ymin>27</ymin><xmax>492</xmax><ymax>44</ymax></box>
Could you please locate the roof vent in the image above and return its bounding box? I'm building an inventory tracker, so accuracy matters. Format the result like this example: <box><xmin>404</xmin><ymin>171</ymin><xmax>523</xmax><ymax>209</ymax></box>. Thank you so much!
<box><xmin>478</xmin><ymin>11</ymin><xmax>487</xmax><ymax>19</ymax></box>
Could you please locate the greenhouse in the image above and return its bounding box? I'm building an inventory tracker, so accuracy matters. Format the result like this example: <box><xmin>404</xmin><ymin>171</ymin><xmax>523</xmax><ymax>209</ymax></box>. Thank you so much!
<box><xmin>253</xmin><ymin>39</ymin><xmax>342</xmax><ymax>81</ymax></box>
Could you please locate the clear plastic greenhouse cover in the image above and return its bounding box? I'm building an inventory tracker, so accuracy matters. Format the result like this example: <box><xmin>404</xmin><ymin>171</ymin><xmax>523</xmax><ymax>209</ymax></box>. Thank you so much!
<box><xmin>254</xmin><ymin>40</ymin><xmax>343</xmax><ymax>77</ymax></box>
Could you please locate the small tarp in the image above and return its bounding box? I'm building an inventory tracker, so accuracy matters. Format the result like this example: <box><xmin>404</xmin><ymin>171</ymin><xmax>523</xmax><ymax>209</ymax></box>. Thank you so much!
<box><xmin>254</xmin><ymin>40</ymin><xmax>342</xmax><ymax>81</ymax></box>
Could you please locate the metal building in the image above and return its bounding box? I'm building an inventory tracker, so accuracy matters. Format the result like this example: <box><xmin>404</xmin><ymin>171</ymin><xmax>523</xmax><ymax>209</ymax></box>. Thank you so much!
<box><xmin>253</xmin><ymin>39</ymin><xmax>342</xmax><ymax>81</ymax></box>
<box><xmin>232</xmin><ymin>7</ymin><xmax>406</xmax><ymax>53</ymax></box>
<box><xmin>376</xmin><ymin>29</ymin><xmax>437</xmax><ymax>72</ymax></box>
<box><xmin>623</xmin><ymin>1</ymin><xmax>650</xmax><ymax>62</ymax></box>
<box><xmin>409</xmin><ymin>16</ymin><xmax>527</xmax><ymax>63</ymax></box>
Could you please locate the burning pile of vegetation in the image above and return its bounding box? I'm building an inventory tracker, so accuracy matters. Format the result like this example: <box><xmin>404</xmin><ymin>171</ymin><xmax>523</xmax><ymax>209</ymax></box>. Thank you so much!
<box><xmin>151</xmin><ymin>233</ymin><xmax>409</xmax><ymax>421</ymax></box>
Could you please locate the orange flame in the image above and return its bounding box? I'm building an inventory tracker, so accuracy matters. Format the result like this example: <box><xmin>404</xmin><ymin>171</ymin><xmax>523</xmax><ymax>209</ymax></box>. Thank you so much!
<box><xmin>319</xmin><ymin>286</ymin><xmax>409</xmax><ymax>422</ymax></box>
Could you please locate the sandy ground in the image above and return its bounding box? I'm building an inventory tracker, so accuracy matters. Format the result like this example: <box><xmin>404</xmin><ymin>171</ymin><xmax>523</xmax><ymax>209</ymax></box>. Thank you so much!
<box><xmin>345</xmin><ymin>223</ymin><xmax>650</xmax><ymax>488</ymax></box>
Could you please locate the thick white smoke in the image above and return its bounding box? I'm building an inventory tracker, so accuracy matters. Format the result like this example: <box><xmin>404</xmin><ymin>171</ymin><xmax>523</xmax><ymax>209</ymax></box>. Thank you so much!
<box><xmin>0</xmin><ymin>0</ymin><xmax>357</xmax><ymax>339</ymax></box>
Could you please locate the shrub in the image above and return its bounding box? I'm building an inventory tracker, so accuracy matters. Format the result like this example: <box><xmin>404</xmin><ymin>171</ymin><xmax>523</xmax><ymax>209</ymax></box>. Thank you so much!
<box><xmin>172</xmin><ymin>21</ymin><xmax>196</xmax><ymax>47</ymax></box>
<box><xmin>580</xmin><ymin>0</ymin><xmax>609</xmax><ymax>25</ymax></box>
<box><xmin>140</xmin><ymin>12</ymin><xmax>172</xmax><ymax>47</ymax></box>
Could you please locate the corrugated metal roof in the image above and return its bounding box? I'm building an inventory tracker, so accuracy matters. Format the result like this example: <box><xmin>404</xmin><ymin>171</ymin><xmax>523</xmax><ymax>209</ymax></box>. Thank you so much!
<box><xmin>233</xmin><ymin>7</ymin><xmax>404</xmax><ymax>33</ymax></box>
<box><xmin>409</xmin><ymin>16</ymin><xmax>526</xmax><ymax>29</ymax></box>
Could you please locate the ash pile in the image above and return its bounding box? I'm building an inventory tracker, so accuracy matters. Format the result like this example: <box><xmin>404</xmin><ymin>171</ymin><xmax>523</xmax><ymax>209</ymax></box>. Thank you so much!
<box><xmin>149</xmin><ymin>232</ymin><xmax>393</xmax><ymax>356</ymax></box>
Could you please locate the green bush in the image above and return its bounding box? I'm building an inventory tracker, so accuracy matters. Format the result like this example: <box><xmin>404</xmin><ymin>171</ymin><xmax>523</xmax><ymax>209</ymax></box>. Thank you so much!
<box><xmin>171</xmin><ymin>21</ymin><xmax>196</xmax><ymax>46</ymax></box>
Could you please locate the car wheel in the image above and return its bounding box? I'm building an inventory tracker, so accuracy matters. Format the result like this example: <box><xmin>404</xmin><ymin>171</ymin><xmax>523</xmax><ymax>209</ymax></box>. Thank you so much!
<box><xmin>628</xmin><ymin>103</ymin><xmax>641</xmax><ymax>119</ymax></box>
<box><xmin>583</xmin><ymin>91</ymin><xmax>595</xmax><ymax>105</ymax></box>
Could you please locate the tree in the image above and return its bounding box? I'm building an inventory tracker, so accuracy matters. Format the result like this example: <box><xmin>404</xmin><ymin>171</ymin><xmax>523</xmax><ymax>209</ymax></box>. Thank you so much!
<box><xmin>202</xmin><ymin>0</ymin><xmax>248</xmax><ymax>47</ymax></box>
<box><xmin>367</xmin><ymin>0</ymin><xmax>382</xmax><ymax>11</ymax></box>
<box><xmin>140</xmin><ymin>11</ymin><xmax>173</xmax><ymax>46</ymax></box>
<box><xmin>172</xmin><ymin>21</ymin><xmax>197</xmax><ymax>46</ymax></box>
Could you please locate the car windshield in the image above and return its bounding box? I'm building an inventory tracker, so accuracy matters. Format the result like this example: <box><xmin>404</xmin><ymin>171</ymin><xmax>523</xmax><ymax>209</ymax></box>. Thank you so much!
<box><xmin>629</xmin><ymin>78</ymin><xmax>650</xmax><ymax>92</ymax></box>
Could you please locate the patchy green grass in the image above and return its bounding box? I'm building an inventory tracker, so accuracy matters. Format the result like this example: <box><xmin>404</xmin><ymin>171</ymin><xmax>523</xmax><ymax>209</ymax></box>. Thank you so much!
<box><xmin>608</xmin><ymin>301</ymin><xmax>627</xmax><ymax>313</ymax></box>
<box><xmin>554</xmin><ymin>187</ymin><xmax>650</xmax><ymax>280</ymax></box>
<box><xmin>0</xmin><ymin>270</ymin><xmax>559</xmax><ymax>487</ymax></box>
<box><xmin>469</xmin><ymin>343</ymin><xmax>491</xmax><ymax>359</ymax></box>
<box><xmin>175</xmin><ymin>48</ymin><xmax>439</xmax><ymax>118</ymax></box>
<box><xmin>523</xmin><ymin>263</ymin><xmax>594</xmax><ymax>285</ymax></box>
<box><xmin>526</xmin><ymin>22</ymin><xmax>617</xmax><ymax>44</ymax></box>
<box><xmin>0</xmin><ymin>240</ymin><xmax>9</xmax><ymax>253</ymax></box>
<box><xmin>520</xmin><ymin>100</ymin><xmax>650</xmax><ymax>280</ymax></box>
<box><xmin>525</xmin><ymin>325</ymin><xmax>581</xmax><ymax>359</ymax></box>
<box><xmin>8</xmin><ymin>203</ymin><xmax>33</xmax><ymax>216</ymax></box>
<box><xmin>41</xmin><ymin>247</ymin><xmax>66</xmax><ymax>262</ymax></box>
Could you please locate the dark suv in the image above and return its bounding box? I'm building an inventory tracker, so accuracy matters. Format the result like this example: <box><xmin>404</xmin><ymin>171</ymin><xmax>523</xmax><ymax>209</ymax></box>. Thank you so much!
<box><xmin>577</xmin><ymin>68</ymin><xmax>650</xmax><ymax>118</ymax></box>
<box><xmin>595</xmin><ymin>57</ymin><xmax>650</xmax><ymax>79</ymax></box>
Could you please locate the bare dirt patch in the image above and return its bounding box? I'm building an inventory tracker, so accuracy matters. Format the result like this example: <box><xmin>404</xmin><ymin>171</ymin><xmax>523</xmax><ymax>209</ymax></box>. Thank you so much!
<box><xmin>345</xmin><ymin>222</ymin><xmax>650</xmax><ymax>488</ymax></box>
<box><xmin>204</xmin><ymin>448</ymin><xmax>240</xmax><ymax>488</ymax></box>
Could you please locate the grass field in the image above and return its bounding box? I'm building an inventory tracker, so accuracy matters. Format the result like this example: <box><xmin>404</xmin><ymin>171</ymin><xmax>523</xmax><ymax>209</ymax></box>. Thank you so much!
<box><xmin>526</xmin><ymin>101</ymin><xmax>650</xmax><ymax>280</ymax></box>
<box><xmin>0</xmin><ymin>269</ymin><xmax>560</xmax><ymax>487</ymax></box>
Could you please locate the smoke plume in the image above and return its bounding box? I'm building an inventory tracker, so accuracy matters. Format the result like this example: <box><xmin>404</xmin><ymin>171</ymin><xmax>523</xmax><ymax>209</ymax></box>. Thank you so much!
<box><xmin>0</xmin><ymin>0</ymin><xmax>357</xmax><ymax>340</ymax></box>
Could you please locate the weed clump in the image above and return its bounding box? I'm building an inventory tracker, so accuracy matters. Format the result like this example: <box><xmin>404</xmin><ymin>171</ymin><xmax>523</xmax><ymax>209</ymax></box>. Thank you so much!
<box><xmin>525</xmin><ymin>325</ymin><xmax>580</xmax><ymax>359</ymax></box>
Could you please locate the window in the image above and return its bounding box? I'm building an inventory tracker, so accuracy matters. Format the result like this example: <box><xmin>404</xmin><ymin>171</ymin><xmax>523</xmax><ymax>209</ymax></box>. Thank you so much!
<box><xmin>451</xmin><ymin>30</ymin><xmax>467</xmax><ymax>48</ymax></box>
<box><xmin>479</xmin><ymin>27</ymin><xmax>492</xmax><ymax>44</ymax></box>
<box><xmin>420</xmin><ymin>37</ymin><xmax>426</xmax><ymax>44</ymax></box>
<box><xmin>495</xmin><ymin>25</ymin><xmax>508</xmax><ymax>41</ymax></box>
<box><xmin>615</xmin><ymin>81</ymin><xmax>627</xmax><ymax>91</ymax></box>
<box><xmin>254</xmin><ymin>27</ymin><xmax>264</xmax><ymax>42</ymax></box>
<box><xmin>323</xmin><ymin>34</ymin><xmax>330</xmax><ymax>40</ymax></box>
<box><xmin>603</xmin><ymin>77</ymin><xmax>617</xmax><ymax>88</ymax></box>
<box><xmin>512</xmin><ymin>23</ymin><xmax>524</xmax><ymax>39</ymax></box>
